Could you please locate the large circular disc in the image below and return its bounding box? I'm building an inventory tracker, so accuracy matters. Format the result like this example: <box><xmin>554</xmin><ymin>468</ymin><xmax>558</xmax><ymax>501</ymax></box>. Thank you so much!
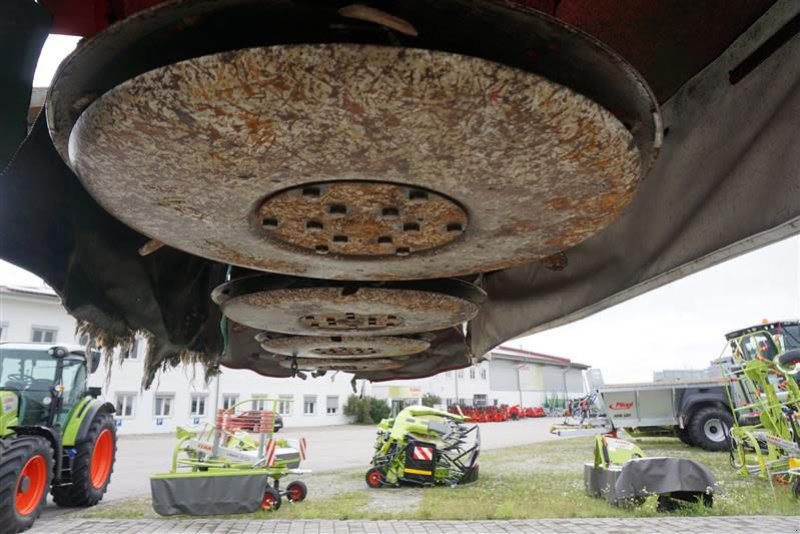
<box><xmin>68</xmin><ymin>44</ymin><xmax>642</xmax><ymax>280</ymax></box>
<box><xmin>257</xmin><ymin>334</ymin><xmax>430</xmax><ymax>358</ymax></box>
<box><xmin>213</xmin><ymin>276</ymin><xmax>485</xmax><ymax>336</ymax></box>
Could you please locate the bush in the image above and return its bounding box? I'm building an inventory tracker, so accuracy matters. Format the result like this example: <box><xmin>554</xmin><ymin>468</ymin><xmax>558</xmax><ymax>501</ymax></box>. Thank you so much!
<box><xmin>344</xmin><ymin>395</ymin><xmax>391</xmax><ymax>424</ymax></box>
<box><xmin>421</xmin><ymin>393</ymin><xmax>442</xmax><ymax>408</ymax></box>
<box><xmin>368</xmin><ymin>397</ymin><xmax>391</xmax><ymax>423</ymax></box>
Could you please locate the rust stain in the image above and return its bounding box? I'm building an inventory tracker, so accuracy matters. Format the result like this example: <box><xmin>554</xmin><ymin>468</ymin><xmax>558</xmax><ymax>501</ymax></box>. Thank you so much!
<box><xmin>259</xmin><ymin>334</ymin><xmax>429</xmax><ymax>358</ymax></box>
<box><xmin>71</xmin><ymin>44</ymin><xmax>642</xmax><ymax>281</ymax></box>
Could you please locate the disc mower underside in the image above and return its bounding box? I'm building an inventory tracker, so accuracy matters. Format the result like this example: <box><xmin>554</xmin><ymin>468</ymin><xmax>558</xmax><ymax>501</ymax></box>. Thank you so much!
<box><xmin>2</xmin><ymin>0</ymin><xmax>799</xmax><ymax>385</ymax></box>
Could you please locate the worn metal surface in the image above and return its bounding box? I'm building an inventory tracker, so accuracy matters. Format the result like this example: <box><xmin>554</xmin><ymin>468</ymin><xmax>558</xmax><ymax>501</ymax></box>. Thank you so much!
<box><xmin>68</xmin><ymin>44</ymin><xmax>642</xmax><ymax>280</ymax></box>
<box><xmin>273</xmin><ymin>356</ymin><xmax>407</xmax><ymax>373</ymax></box>
<box><xmin>258</xmin><ymin>181</ymin><xmax>468</xmax><ymax>257</ymax></box>
<box><xmin>256</xmin><ymin>334</ymin><xmax>430</xmax><ymax>358</ymax></box>
<box><xmin>212</xmin><ymin>275</ymin><xmax>486</xmax><ymax>336</ymax></box>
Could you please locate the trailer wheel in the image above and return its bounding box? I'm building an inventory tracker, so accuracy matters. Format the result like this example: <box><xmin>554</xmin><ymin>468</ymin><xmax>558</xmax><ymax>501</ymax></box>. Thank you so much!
<box><xmin>0</xmin><ymin>436</ymin><xmax>53</xmax><ymax>533</ymax></box>
<box><xmin>261</xmin><ymin>486</ymin><xmax>281</xmax><ymax>511</ymax></box>
<box><xmin>674</xmin><ymin>426</ymin><xmax>694</xmax><ymax>446</ymax></box>
<box><xmin>688</xmin><ymin>407</ymin><xmax>732</xmax><ymax>451</ymax></box>
<box><xmin>286</xmin><ymin>480</ymin><xmax>307</xmax><ymax>502</ymax></box>
<box><xmin>365</xmin><ymin>468</ymin><xmax>385</xmax><ymax>488</ymax></box>
<box><xmin>52</xmin><ymin>411</ymin><xmax>117</xmax><ymax>507</ymax></box>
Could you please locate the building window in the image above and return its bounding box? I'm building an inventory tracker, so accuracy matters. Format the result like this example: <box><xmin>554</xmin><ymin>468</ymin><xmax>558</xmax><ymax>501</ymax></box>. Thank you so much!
<box><xmin>222</xmin><ymin>394</ymin><xmax>239</xmax><ymax>410</ymax></box>
<box><xmin>303</xmin><ymin>395</ymin><xmax>316</xmax><ymax>415</ymax></box>
<box><xmin>125</xmin><ymin>338</ymin><xmax>140</xmax><ymax>359</ymax></box>
<box><xmin>0</xmin><ymin>322</ymin><xmax>7</xmax><ymax>341</ymax></box>
<box><xmin>154</xmin><ymin>394</ymin><xmax>174</xmax><ymax>417</ymax></box>
<box><xmin>190</xmin><ymin>393</ymin><xmax>208</xmax><ymax>417</ymax></box>
<box><xmin>326</xmin><ymin>396</ymin><xmax>338</xmax><ymax>415</ymax></box>
<box><xmin>31</xmin><ymin>327</ymin><xmax>57</xmax><ymax>343</ymax></box>
<box><xmin>456</xmin><ymin>369</ymin><xmax>464</xmax><ymax>379</ymax></box>
<box><xmin>251</xmin><ymin>396</ymin><xmax>269</xmax><ymax>411</ymax></box>
<box><xmin>115</xmin><ymin>393</ymin><xmax>136</xmax><ymax>418</ymax></box>
<box><xmin>473</xmin><ymin>394</ymin><xmax>488</xmax><ymax>407</ymax></box>
<box><xmin>480</xmin><ymin>367</ymin><xmax>487</xmax><ymax>380</ymax></box>
<box><xmin>278</xmin><ymin>395</ymin><xmax>293</xmax><ymax>416</ymax></box>
<box><xmin>469</xmin><ymin>367</ymin><xmax>476</xmax><ymax>380</ymax></box>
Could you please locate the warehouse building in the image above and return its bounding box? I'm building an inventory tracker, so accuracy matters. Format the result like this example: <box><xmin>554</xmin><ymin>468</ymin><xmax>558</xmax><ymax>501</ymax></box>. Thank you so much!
<box><xmin>372</xmin><ymin>346</ymin><xmax>590</xmax><ymax>411</ymax></box>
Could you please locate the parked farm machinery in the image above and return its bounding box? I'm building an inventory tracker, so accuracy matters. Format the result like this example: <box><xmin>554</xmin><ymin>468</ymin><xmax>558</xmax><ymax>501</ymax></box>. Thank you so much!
<box><xmin>150</xmin><ymin>398</ymin><xmax>309</xmax><ymax>515</ymax></box>
<box><xmin>722</xmin><ymin>321</ymin><xmax>800</xmax><ymax>494</ymax></box>
<box><xmin>366</xmin><ymin>405</ymin><xmax>479</xmax><ymax>487</ymax></box>
<box><xmin>448</xmin><ymin>405</ymin><xmax>546</xmax><ymax>423</ymax></box>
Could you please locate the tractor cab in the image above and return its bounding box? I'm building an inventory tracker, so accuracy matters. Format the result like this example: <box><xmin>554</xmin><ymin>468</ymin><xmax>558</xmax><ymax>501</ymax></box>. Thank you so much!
<box><xmin>0</xmin><ymin>343</ymin><xmax>98</xmax><ymax>430</ymax></box>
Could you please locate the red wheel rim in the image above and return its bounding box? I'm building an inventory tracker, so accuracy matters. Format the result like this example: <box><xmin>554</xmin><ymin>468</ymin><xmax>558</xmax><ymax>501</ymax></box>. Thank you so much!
<box><xmin>16</xmin><ymin>455</ymin><xmax>47</xmax><ymax>515</ymax></box>
<box><xmin>367</xmin><ymin>470</ymin><xmax>383</xmax><ymax>487</ymax></box>
<box><xmin>90</xmin><ymin>429</ymin><xmax>114</xmax><ymax>489</ymax></box>
<box><xmin>287</xmin><ymin>484</ymin><xmax>303</xmax><ymax>501</ymax></box>
<box><xmin>261</xmin><ymin>491</ymin><xmax>276</xmax><ymax>510</ymax></box>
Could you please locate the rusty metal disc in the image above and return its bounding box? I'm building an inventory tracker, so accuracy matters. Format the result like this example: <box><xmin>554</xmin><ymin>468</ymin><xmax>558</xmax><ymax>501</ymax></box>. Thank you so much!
<box><xmin>67</xmin><ymin>44</ymin><xmax>643</xmax><ymax>280</ymax></box>
<box><xmin>212</xmin><ymin>275</ymin><xmax>486</xmax><ymax>336</ymax></box>
<box><xmin>257</xmin><ymin>334</ymin><xmax>429</xmax><ymax>358</ymax></box>
<box><xmin>274</xmin><ymin>356</ymin><xmax>407</xmax><ymax>373</ymax></box>
<box><xmin>258</xmin><ymin>181</ymin><xmax>467</xmax><ymax>257</ymax></box>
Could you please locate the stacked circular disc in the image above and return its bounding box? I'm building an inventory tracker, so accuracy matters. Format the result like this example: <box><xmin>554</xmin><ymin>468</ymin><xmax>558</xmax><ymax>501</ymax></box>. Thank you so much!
<box><xmin>46</xmin><ymin>0</ymin><xmax>660</xmax><ymax>374</ymax></box>
<box><xmin>212</xmin><ymin>276</ymin><xmax>486</xmax><ymax>372</ymax></box>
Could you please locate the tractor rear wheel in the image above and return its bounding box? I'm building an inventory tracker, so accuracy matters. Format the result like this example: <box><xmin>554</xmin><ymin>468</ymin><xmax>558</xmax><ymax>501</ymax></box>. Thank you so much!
<box><xmin>0</xmin><ymin>436</ymin><xmax>54</xmax><ymax>533</ymax></box>
<box><xmin>52</xmin><ymin>411</ymin><xmax>116</xmax><ymax>507</ymax></box>
<box><xmin>286</xmin><ymin>480</ymin><xmax>307</xmax><ymax>502</ymax></box>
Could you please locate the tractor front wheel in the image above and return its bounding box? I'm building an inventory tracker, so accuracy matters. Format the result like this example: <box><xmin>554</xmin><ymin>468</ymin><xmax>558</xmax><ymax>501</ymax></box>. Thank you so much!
<box><xmin>261</xmin><ymin>486</ymin><xmax>282</xmax><ymax>511</ymax></box>
<box><xmin>0</xmin><ymin>436</ymin><xmax>54</xmax><ymax>533</ymax></box>
<box><xmin>52</xmin><ymin>411</ymin><xmax>117</xmax><ymax>507</ymax></box>
<box><xmin>286</xmin><ymin>480</ymin><xmax>307</xmax><ymax>502</ymax></box>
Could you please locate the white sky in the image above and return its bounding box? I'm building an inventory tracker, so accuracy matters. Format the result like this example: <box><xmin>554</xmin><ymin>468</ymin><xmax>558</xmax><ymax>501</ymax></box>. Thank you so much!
<box><xmin>520</xmin><ymin>237</ymin><xmax>800</xmax><ymax>383</ymax></box>
<box><xmin>10</xmin><ymin>34</ymin><xmax>800</xmax><ymax>384</ymax></box>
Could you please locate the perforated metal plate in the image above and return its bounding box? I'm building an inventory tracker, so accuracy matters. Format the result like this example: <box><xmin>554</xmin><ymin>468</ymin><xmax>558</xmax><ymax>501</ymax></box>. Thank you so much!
<box><xmin>257</xmin><ymin>334</ymin><xmax>429</xmax><ymax>358</ymax></box>
<box><xmin>258</xmin><ymin>181</ymin><xmax>467</xmax><ymax>257</ymax></box>
<box><xmin>211</xmin><ymin>276</ymin><xmax>486</xmax><ymax>336</ymax></box>
<box><xmin>67</xmin><ymin>44</ymin><xmax>643</xmax><ymax>281</ymax></box>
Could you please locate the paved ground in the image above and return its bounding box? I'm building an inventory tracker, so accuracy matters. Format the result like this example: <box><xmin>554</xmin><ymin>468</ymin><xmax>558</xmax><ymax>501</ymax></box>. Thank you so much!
<box><xmin>28</xmin><ymin>516</ymin><xmax>800</xmax><ymax>533</ymax></box>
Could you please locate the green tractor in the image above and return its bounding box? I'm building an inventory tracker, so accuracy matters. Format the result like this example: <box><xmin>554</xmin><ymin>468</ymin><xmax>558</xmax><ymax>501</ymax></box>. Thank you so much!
<box><xmin>0</xmin><ymin>343</ymin><xmax>117</xmax><ymax>533</ymax></box>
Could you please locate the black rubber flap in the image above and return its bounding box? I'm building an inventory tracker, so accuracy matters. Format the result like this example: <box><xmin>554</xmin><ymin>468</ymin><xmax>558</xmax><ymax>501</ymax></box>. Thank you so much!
<box><xmin>150</xmin><ymin>473</ymin><xmax>268</xmax><ymax>516</ymax></box>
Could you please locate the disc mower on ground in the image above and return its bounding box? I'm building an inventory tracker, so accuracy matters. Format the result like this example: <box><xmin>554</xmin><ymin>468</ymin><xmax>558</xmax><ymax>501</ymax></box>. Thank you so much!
<box><xmin>365</xmin><ymin>405</ymin><xmax>479</xmax><ymax>488</ymax></box>
<box><xmin>150</xmin><ymin>398</ymin><xmax>309</xmax><ymax>515</ymax></box>
<box><xmin>0</xmin><ymin>343</ymin><xmax>116</xmax><ymax>533</ymax></box>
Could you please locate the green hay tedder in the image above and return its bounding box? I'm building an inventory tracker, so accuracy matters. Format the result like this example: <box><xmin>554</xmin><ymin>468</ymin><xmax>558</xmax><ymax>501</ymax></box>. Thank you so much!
<box><xmin>722</xmin><ymin>321</ymin><xmax>800</xmax><ymax>493</ymax></box>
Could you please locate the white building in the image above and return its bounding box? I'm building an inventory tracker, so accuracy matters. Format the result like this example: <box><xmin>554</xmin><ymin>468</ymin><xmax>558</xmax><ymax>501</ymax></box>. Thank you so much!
<box><xmin>1</xmin><ymin>283</ymin><xmax>591</xmax><ymax>431</ymax></box>
<box><xmin>0</xmin><ymin>284</ymin><xmax>357</xmax><ymax>434</ymax></box>
<box><xmin>372</xmin><ymin>346</ymin><xmax>589</xmax><ymax>412</ymax></box>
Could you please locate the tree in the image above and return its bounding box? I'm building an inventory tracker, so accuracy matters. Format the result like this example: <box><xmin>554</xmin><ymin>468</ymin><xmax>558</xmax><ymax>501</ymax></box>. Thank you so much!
<box><xmin>421</xmin><ymin>393</ymin><xmax>442</xmax><ymax>407</ymax></box>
